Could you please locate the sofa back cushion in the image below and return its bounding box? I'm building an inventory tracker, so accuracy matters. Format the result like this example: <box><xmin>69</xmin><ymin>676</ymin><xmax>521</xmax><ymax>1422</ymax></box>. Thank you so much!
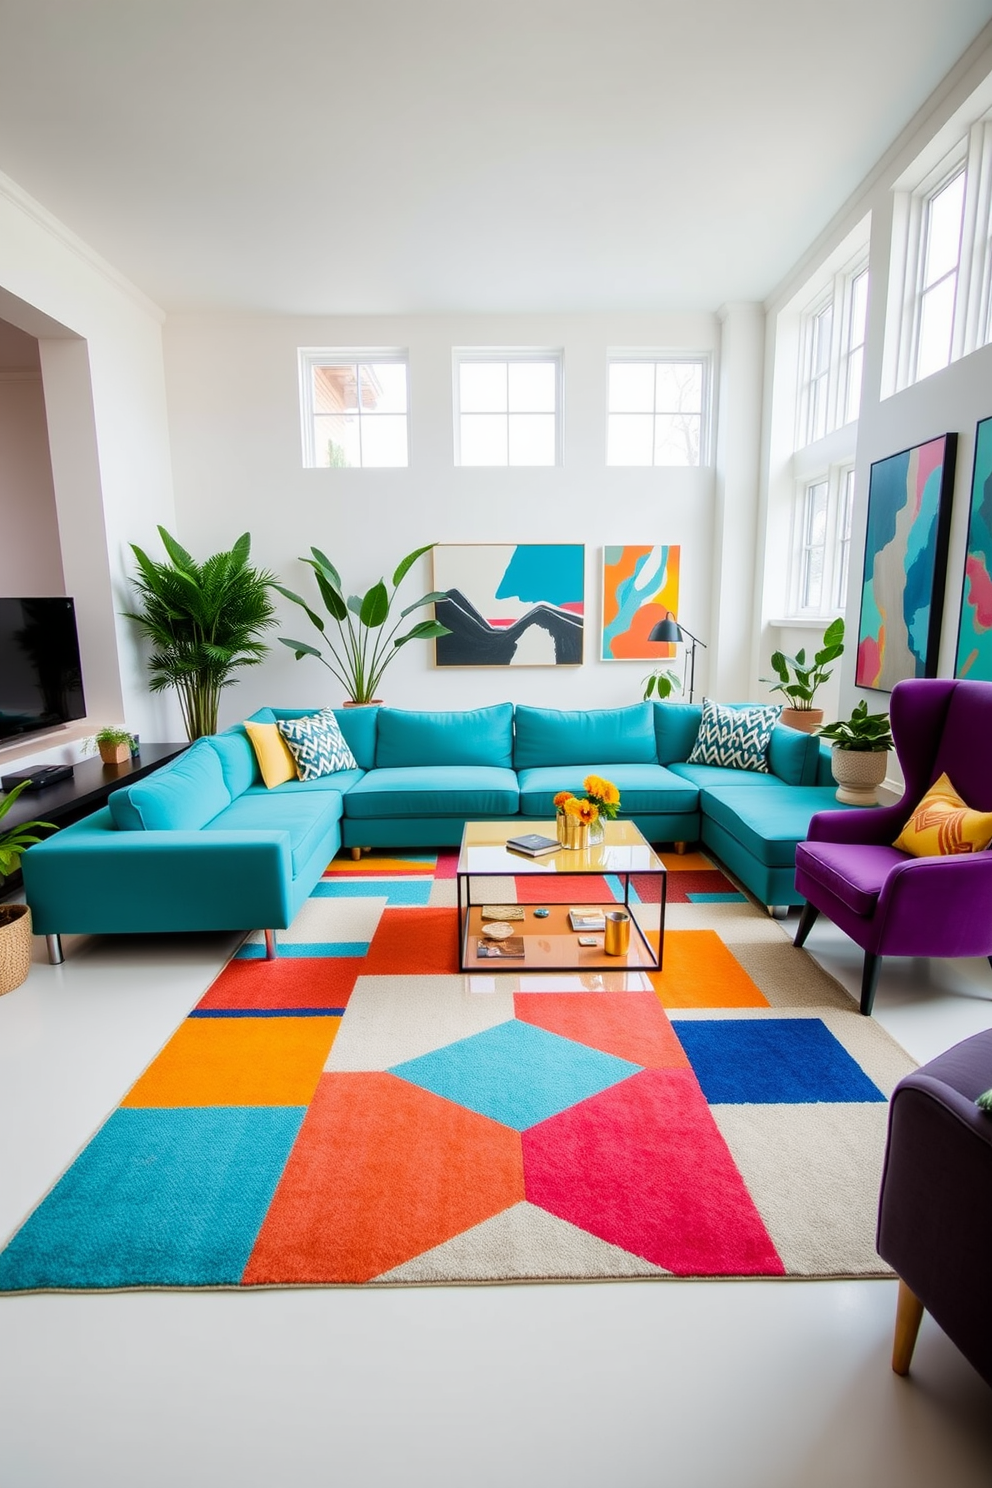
<box><xmin>767</xmin><ymin>725</ymin><xmax>822</xmax><ymax>786</ymax></box>
<box><xmin>245</xmin><ymin>706</ymin><xmax>377</xmax><ymax>769</ymax></box>
<box><xmin>108</xmin><ymin>741</ymin><xmax>232</xmax><ymax>831</ymax></box>
<box><xmin>653</xmin><ymin>702</ymin><xmax>703</xmax><ymax>764</ymax></box>
<box><xmin>375</xmin><ymin>704</ymin><xmax>514</xmax><ymax>769</ymax></box>
<box><xmin>204</xmin><ymin>730</ymin><xmax>259</xmax><ymax>797</ymax></box>
<box><xmin>513</xmin><ymin>704</ymin><xmax>657</xmax><ymax>768</ymax></box>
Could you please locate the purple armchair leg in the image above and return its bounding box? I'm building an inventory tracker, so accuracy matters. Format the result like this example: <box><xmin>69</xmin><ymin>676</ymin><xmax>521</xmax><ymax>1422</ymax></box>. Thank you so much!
<box><xmin>794</xmin><ymin>902</ymin><xmax>819</xmax><ymax>948</ymax></box>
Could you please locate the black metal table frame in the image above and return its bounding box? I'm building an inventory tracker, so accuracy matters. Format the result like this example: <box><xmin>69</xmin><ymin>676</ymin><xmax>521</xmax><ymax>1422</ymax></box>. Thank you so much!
<box><xmin>457</xmin><ymin>856</ymin><xmax>667</xmax><ymax>974</ymax></box>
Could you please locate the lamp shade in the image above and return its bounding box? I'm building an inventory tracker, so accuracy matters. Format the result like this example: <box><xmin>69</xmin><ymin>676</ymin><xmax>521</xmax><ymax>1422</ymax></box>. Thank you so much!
<box><xmin>648</xmin><ymin>615</ymin><xmax>683</xmax><ymax>644</ymax></box>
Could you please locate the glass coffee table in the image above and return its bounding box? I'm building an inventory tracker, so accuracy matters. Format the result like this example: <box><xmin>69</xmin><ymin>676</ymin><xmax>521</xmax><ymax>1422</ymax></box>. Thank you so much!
<box><xmin>456</xmin><ymin>820</ymin><xmax>666</xmax><ymax>974</ymax></box>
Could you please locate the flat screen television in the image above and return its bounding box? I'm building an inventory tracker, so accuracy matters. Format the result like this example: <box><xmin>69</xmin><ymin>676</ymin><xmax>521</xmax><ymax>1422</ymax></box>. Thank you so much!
<box><xmin>0</xmin><ymin>597</ymin><xmax>86</xmax><ymax>742</ymax></box>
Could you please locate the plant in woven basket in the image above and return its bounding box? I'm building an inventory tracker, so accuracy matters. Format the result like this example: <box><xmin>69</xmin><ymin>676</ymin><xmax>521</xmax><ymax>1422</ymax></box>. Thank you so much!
<box><xmin>124</xmin><ymin>527</ymin><xmax>278</xmax><ymax>740</ymax></box>
<box><xmin>819</xmin><ymin>701</ymin><xmax>893</xmax><ymax>807</ymax></box>
<box><xmin>0</xmin><ymin>779</ymin><xmax>55</xmax><ymax>883</ymax></box>
<box><xmin>83</xmin><ymin>725</ymin><xmax>137</xmax><ymax>764</ymax></box>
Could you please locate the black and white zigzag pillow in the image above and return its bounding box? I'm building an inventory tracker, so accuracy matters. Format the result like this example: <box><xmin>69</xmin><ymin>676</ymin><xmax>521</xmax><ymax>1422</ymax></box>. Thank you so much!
<box><xmin>687</xmin><ymin>698</ymin><xmax>783</xmax><ymax>773</ymax></box>
<box><xmin>276</xmin><ymin>709</ymin><xmax>358</xmax><ymax>780</ymax></box>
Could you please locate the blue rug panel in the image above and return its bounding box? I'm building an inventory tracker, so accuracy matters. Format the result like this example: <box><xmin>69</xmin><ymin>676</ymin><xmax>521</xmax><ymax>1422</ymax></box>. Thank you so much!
<box><xmin>0</xmin><ymin>1106</ymin><xmax>305</xmax><ymax>1291</ymax></box>
<box><xmin>675</xmin><ymin>1018</ymin><xmax>886</xmax><ymax>1104</ymax></box>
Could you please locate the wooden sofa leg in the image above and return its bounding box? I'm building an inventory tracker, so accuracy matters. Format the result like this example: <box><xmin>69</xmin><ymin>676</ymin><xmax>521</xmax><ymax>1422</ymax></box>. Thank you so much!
<box><xmin>892</xmin><ymin>1278</ymin><xmax>924</xmax><ymax>1376</ymax></box>
<box><xmin>351</xmin><ymin>847</ymin><xmax>362</xmax><ymax>861</ymax></box>
<box><xmin>264</xmin><ymin>929</ymin><xmax>277</xmax><ymax>961</ymax></box>
<box><xmin>674</xmin><ymin>841</ymin><xmax>687</xmax><ymax>855</ymax></box>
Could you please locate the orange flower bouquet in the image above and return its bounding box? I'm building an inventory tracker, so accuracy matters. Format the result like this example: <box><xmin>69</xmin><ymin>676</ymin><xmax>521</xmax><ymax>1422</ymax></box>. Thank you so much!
<box><xmin>553</xmin><ymin>776</ymin><xmax>621</xmax><ymax>848</ymax></box>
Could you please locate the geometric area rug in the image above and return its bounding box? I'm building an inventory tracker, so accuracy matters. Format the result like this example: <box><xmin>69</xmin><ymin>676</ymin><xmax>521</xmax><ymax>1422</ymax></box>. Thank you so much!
<box><xmin>0</xmin><ymin>849</ymin><xmax>916</xmax><ymax>1292</ymax></box>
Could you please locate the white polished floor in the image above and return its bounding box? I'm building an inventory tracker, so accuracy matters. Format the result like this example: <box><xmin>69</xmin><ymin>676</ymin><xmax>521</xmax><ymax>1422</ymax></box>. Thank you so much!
<box><xmin>0</xmin><ymin>913</ymin><xmax>990</xmax><ymax>1488</ymax></box>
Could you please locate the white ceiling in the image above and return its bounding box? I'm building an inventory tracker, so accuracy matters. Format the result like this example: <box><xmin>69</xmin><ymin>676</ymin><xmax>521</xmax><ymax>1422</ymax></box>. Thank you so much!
<box><xmin>1</xmin><ymin>0</ymin><xmax>992</xmax><ymax>316</ymax></box>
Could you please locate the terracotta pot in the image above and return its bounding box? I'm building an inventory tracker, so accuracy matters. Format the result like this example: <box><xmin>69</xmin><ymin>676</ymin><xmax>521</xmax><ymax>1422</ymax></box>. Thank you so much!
<box><xmin>831</xmin><ymin>747</ymin><xmax>890</xmax><ymax>806</ymax></box>
<box><xmin>0</xmin><ymin>903</ymin><xmax>32</xmax><ymax>994</ymax></box>
<box><xmin>781</xmin><ymin>707</ymin><xmax>823</xmax><ymax>735</ymax></box>
<box><xmin>99</xmin><ymin>741</ymin><xmax>131</xmax><ymax>764</ymax></box>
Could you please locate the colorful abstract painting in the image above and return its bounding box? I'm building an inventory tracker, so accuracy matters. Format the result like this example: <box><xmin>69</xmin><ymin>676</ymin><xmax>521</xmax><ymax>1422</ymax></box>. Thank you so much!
<box><xmin>601</xmin><ymin>545</ymin><xmax>681</xmax><ymax>661</ymax></box>
<box><xmin>432</xmin><ymin>544</ymin><xmax>584</xmax><ymax>666</ymax></box>
<box><xmin>955</xmin><ymin>417</ymin><xmax>992</xmax><ymax>681</ymax></box>
<box><xmin>855</xmin><ymin>436</ymin><xmax>956</xmax><ymax>692</ymax></box>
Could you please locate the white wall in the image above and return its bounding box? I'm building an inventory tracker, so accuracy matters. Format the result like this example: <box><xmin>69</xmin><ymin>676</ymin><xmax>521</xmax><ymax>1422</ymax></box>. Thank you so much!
<box><xmin>163</xmin><ymin>310</ymin><xmax>768</xmax><ymax>726</ymax></box>
<box><xmin>758</xmin><ymin>23</ymin><xmax>992</xmax><ymax>767</ymax></box>
<box><xmin>0</xmin><ymin>171</ymin><xmax>179</xmax><ymax>767</ymax></box>
<box><xmin>0</xmin><ymin>359</ymin><xmax>64</xmax><ymax>595</ymax></box>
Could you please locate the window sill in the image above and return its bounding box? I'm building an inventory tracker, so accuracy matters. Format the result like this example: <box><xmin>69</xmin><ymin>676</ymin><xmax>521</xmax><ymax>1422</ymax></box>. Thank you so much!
<box><xmin>768</xmin><ymin>615</ymin><xmax>844</xmax><ymax>629</ymax></box>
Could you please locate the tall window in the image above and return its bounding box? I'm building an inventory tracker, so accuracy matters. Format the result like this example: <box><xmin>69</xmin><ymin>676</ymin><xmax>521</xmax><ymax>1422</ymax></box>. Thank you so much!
<box><xmin>797</xmin><ymin>257</ymin><xmax>869</xmax><ymax>447</ymax></box>
<box><xmin>299</xmin><ymin>349</ymin><xmax>408</xmax><ymax>468</ymax></box>
<box><xmin>915</xmin><ymin>167</ymin><xmax>966</xmax><ymax>381</ymax></box>
<box><xmin>892</xmin><ymin>116</ymin><xmax>992</xmax><ymax>391</ymax></box>
<box><xmin>792</xmin><ymin>467</ymin><xmax>855</xmax><ymax>617</ymax></box>
<box><xmin>607</xmin><ymin>357</ymin><xmax>707</xmax><ymax>466</ymax></box>
<box><xmin>454</xmin><ymin>351</ymin><xmax>561</xmax><ymax>466</ymax></box>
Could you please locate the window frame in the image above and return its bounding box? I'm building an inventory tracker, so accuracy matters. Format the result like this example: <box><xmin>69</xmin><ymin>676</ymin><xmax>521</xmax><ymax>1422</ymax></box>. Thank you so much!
<box><xmin>605</xmin><ymin>351</ymin><xmax>711</xmax><ymax>468</ymax></box>
<box><xmin>796</xmin><ymin>255</ymin><xmax>869</xmax><ymax>448</ymax></box>
<box><xmin>789</xmin><ymin>463</ymin><xmax>856</xmax><ymax>620</ymax></box>
<box><xmin>452</xmin><ymin>348</ymin><xmax>563</xmax><ymax>468</ymax></box>
<box><xmin>298</xmin><ymin>347</ymin><xmax>410</xmax><ymax>469</ymax></box>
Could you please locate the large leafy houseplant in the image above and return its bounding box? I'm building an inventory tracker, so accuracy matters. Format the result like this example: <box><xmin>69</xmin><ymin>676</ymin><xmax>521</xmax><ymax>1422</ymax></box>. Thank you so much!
<box><xmin>125</xmin><ymin>528</ymin><xmax>278</xmax><ymax>739</ymax></box>
<box><xmin>764</xmin><ymin>617</ymin><xmax>845</xmax><ymax>713</ymax></box>
<box><xmin>275</xmin><ymin>543</ymin><xmax>451</xmax><ymax>704</ymax></box>
<box><xmin>0</xmin><ymin>780</ymin><xmax>54</xmax><ymax>883</ymax></box>
<box><xmin>818</xmin><ymin>700</ymin><xmax>893</xmax><ymax>807</ymax></box>
<box><xmin>818</xmin><ymin>701</ymin><xmax>893</xmax><ymax>752</ymax></box>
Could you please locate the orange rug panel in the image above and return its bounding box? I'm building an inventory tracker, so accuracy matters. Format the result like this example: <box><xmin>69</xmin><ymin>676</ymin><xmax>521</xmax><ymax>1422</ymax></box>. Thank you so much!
<box><xmin>361</xmin><ymin>906</ymin><xmax>460</xmax><ymax>974</ymax></box>
<box><xmin>648</xmin><ymin>930</ymin><xmax>770</xmax><ymax>1009</ymax></box>
<box><xmin>122</xmin><ymin>1016</ymin><xmax>340</xmax><ymax>1108</ymax></box>
<box><xmin>513</xmin><ymin>992</ymin><xmax>690</xmax><ymax>1069</ymax></box>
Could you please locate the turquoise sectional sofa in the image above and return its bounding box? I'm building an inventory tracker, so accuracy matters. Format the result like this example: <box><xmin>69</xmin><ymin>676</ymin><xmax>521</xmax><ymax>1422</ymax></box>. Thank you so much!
<box><xmin>22</xmin><ymin>701</ymin><xmax>845</xmax><ymax>960</ymax></box>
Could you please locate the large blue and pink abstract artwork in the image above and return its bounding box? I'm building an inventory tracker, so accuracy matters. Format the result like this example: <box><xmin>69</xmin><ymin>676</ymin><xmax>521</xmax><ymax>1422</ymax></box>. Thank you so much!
<box><xmin>955</xmin><ymin>417</ymin><xmax>992</xmax><ymax>682</ymax></box>
<box><xmin>856</xmin><ymin>435</ymin><xmax>956</xmax><ymax>693</ymax></box>
<box><xmin>432</xmin><ymin>544</ymin><xmax>584</xmax><ymax>666</ymax></box>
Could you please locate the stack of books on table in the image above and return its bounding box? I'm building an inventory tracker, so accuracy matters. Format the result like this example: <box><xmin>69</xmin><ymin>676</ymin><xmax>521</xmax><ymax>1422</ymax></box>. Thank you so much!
<box><xmin>505</xmin><ymin>832</ymin><xmax>559</xmax><ymax>857</ymax></box>
<box><xmin>568</xmin><ymin>907</ymin><xmax>606</xmax><ymax>932</ymax></box>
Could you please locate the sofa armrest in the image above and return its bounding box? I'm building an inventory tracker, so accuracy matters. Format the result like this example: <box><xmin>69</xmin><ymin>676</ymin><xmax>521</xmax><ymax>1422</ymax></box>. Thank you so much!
<box><xmin>871</xmin><ymin>851</ymin><xmax>992</xmax><ymax>956</ymax></box>
<box><xmin>23</xmin><ymin>823</ymin><xmax>297</xmax><ymax>934</ymax></box>
<box><xmin>807</xmin><ymin>802</ymin><xmax>907</xmax><ymax>845</ymax></box>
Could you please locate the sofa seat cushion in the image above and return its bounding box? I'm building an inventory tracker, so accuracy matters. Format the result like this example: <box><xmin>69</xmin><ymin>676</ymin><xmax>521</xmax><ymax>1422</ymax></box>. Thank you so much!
<box><xmin>375</xmin><ymin>704</ymin><xmax>514</xmax><ymax>769</ymax></box>
<box><xmin>108</xmin><ymin>741</ymin><xmax>231</xmax><ymax>832</ymax></box>
<box><xmin>517</xmin><ymin>763</ymin><xmax>698</xmax><ymax>818</ymax></box>
<box><xmin>669</xmin><ymin>762</ymin><xmax>792</xmax><ymax>790</ymax></box>
<box><xmin>513</xmin><ymin>704</ymin><xmax>658</xmax><ymax>768</ymax></box>
<box><xmin>343</xmin><ymin>765</ymin><xmax>519</xmax><ymax>820</ymax></box>
<box><xmin>701</xmin><ymin>784</ymin><xmax>845</xmax><ymax>868</ymax></box>
<box><xmin>242</xmin><ymin>769</ymin><xmax>365</xmax><ymax>797</ymax></box>
<box><xmin>796</xmin><ymin>840</ymin><xmax>910</xmax><ymax>917</ymax></box>
<box><xmin>203</xmin><ymin>792</ymin><xmax>343</xmax><ymax>876</ymax></box>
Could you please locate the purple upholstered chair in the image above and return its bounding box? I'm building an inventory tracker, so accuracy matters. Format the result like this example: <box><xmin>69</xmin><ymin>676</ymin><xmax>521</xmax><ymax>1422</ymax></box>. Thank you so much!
<box><xmin>794</xmin><ymin>678</ymin><xmax>992</xmax><ymax>1015</ymax></box>
<box><xmin>876</xmin><ymin>1028</ymin><xmax>992</xmax><ymax>1385</ymax></box>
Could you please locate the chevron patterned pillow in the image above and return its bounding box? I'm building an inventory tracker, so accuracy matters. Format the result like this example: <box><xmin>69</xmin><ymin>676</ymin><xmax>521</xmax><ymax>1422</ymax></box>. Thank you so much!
<box><xmin>687</xmin><ymin>698</ymin><xmax>783</xmax><ymax>773</ymax></box>
<box><xmin>276</xmin><ymin>709</ymin><xmax>358</xmax><ymax>780</ymax></box>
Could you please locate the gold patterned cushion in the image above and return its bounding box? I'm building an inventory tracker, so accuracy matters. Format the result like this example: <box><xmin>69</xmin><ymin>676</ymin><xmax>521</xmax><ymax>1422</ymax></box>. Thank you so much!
<box><xmin>893</xmin><ymin>772</ymin><xmax>992</xmax><ymax>857</ymax></box>
<box><xmin>244</xmin><ymin>721</ymin><xmax>299</xmax><ymax>789</ymax></box>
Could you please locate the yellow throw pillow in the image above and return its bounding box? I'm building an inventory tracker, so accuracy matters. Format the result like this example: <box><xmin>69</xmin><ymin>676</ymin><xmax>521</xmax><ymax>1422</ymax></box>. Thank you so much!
<box><xmin>893</xmin><ymin>772</ymin><xmax>992</xmax><ymax>857</ymax></box>
<box><xmin>244</xmin><ymin>721</ymin><xmax>299</xmax><ymax>789</ymax></box>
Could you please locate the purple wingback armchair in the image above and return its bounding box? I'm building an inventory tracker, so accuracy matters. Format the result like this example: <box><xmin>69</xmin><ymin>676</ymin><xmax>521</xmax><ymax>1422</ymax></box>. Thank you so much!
<box><xmin>877</xmin><ymin>1028</ymin><xmax>992</xmax><ymax>1385</ymax></box>
<box><xmin>794</xmin><ymin>678</ymin><xmax>992</xmax><ymax>1015</ymax></box>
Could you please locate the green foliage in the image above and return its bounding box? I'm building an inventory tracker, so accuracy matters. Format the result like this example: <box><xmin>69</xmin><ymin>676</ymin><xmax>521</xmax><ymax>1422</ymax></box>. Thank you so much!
<box><xmin>818</xmin><ymin>700</ymin><xmax>893</xmax><ymax>752</ymax></box>
<box><xmin>0</xmin><ymin>780</ymin><xmax>55</xmax><ymax>881</ymax></box>
<box><xmin>84</xmin><ymin>725</ymin><xmax>135</xmax><ymax>754</ymax></box>
<box><xmin>123</xmin><ymin>527</ymin><xmax>277</xmax><ymax>739</ymax></box>
<box><xmin>275</xmin><ymin>543</ymin><xmax>452</xmax><ymax>704</ymax></box>
<box><xmin>642</xmin><ymin>667</ymin><xmax>683</xmax><ymax>702</ymax></box>
<box><xmin>763</xmin><ymin>617</ymin><xmax>845</xmax><ymax>710</ymax></box>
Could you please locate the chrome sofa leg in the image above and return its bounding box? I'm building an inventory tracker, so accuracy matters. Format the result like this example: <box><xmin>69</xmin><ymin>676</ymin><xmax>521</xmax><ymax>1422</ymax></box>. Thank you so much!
<box><xmin>46</xmin><ymin>934</ymin><xmax>64</xmax><ymax>966</ymax></box>
<box><xmin>264</xmin><ymin>929</ymin><xmax>277</xmax><ymax>961</ymax></box>
<box><xmin>768</xmin><ymin>905</ymin><xmax>788</xmax><ymax>919</ymax></box>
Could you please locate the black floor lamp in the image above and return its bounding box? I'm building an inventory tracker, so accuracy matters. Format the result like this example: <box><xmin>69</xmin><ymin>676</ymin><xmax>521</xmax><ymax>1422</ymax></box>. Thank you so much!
<box><xmin>647</xmin><ymin>612</ymin><xmax>707</xmax><ymax>703</ymax></box>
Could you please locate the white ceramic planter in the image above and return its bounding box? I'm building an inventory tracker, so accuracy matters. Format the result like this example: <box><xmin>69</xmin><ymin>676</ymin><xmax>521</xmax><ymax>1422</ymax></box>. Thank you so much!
<box><xmin>831</xmin><ymin>748</ymin><xmax>889</xmax><ymax>806</ymax></box>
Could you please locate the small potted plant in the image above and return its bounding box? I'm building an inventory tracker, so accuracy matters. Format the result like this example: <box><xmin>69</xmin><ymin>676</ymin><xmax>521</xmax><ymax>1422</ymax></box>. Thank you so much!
<box><xmin>763</xmin><ymin>617</ymin><xmax>845</xmax><ymax>733</ymax></box>
<box><xmin>818</xmin><ymin>700</ymin><xmax>894</xmax><ymax>805</ymax></box>
<box><xmin>86</xmin><ymin>726</ymin><xmax>136</xmax><ymax>765</ymax></box>
<box><xmin>642</xmin><ymin>667</ymin><xmax>682</xmax><ymax>702</ymax></box>
<box><xmin>0</xmin><ymin>781</ymin><xmax>55</xmax><ymax>994</ymax></box>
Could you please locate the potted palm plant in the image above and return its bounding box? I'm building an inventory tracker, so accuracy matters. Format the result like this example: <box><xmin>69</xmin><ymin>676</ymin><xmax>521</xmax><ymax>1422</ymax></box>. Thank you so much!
<box><xmin>818</xmin><ymin>700</ymin><xmax>893</xmax><ymax>805</ymax></box>
<box><xmin>0</xmin><ymin>781</ymin><xmax>55</xmax><ymax>994</ymax></box>
<box><xmin>124</xmin><ymin>528</ymin><xmax>278</xmax><ymax>739</ymax></box>
<box><xmin>275</xmin><ymin>543</ymin><xmax>451</xmax><ymax>704</ymax></box>
<box><xmin>764</xmin><ymin>617</ymin><xmax>845</xmax><ymax>733</ymax></box>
